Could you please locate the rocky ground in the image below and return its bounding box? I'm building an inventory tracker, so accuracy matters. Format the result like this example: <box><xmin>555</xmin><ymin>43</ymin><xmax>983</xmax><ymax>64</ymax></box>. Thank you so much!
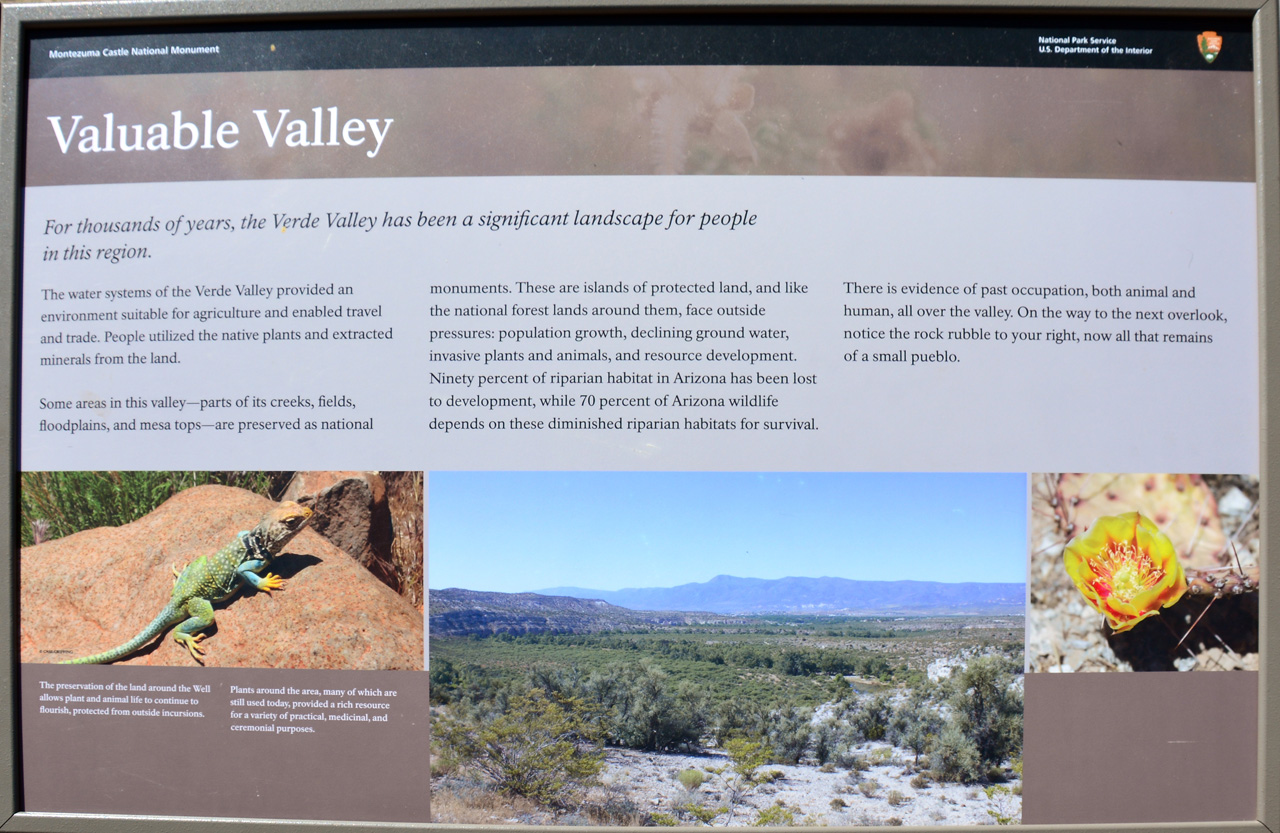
<box><xmin>432</xmin><ymin>744</ymin><xmax>1021</xmax><ymax>826</ymax></box>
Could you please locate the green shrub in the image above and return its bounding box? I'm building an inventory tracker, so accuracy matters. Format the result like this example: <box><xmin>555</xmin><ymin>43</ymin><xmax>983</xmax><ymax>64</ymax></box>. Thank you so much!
<box><xmin>716</xmin><ymin>737</ymin><xmax>773</xmax><ymax>823</ymax></box>
<box><xmin>857</xmin><ymin>779</ymin><xmax>880</xmax><ymax>798</ymax></box>
<box><xmin>430</xmin><ymin>658</ymin><xmax>463</xmax><ymax>705</ymax></box>
<box><xmin>886</xmin><ymin>790</ymin><xmax>906</xmax><ymax>806</ymax></box>
<box><xmin>21</xmin><ymin>470</ymin><xmax>280</xmax><ymax>546</ymax></box>
<box><xmin>429</xmin><ymin>755</ymin><xmax>456</xmax><ymax>778</ymax></box>
<box><xmin>679</xmin><ymin>802</ymin><xmax>726</xmax><ymax>825</ymax></box>
<box><xmin>435</xmin><ymin>689</ymin><xmax>604</xmax><ymax>806</ymax></box>
<box><xmin>595</xmin><ymin>662</ymin><xmax>708</xmax><ymax>752</ymax></box>
<box><xmin>984</xmin><ymin>785</ymin><xmax>1020</xmax><ymax>825</ymax></box>
<box><xmin>677</xmin><ymin>768</ymin><xmax>706</xmax><ymax>790</ymax></box>
<box><xmin>813</xmin><ymin>719</ymin><xmax>840</xmax><ymax>765</ymax></box>
<box><xmin>726</xmin><ymin>737</ymin><xmax>772</xmax><ymax>784</ymax></box>
<box><xmin>712</xmin><ymin>697</ymin><xmax>773</xmax><ymax>746</ymax></box>
<box><xmin>754</xmin><ymin>805</ymin><xmax>796</xmax><ymax>826</ymax></box>
<box><xmin>888</xmin><ymin>691</ymin><xmax>942</xmax><ymax>764</ymax></box>
<box><xmin>767</xmin><ymin>706</ymin><xmax>812</xmax><ymax>764</ymax></box>
<box><xmin>948</xmin><ymin>657</ymin><xmax>1023</xmax><ymax>769</ymax></box>
<box><xmin>930</xmin><ymin>724</ymin><xmax>983</xmax><ymax>784</ymax></box>
<box><xmin>851</xmin><ymin>693</ymin><xmax>893</xmax><ymax>741</ymax></box>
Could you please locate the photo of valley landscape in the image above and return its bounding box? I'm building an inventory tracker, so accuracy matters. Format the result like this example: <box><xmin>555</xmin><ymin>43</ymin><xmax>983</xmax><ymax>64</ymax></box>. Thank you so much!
<box><xmin>429</xmin><ymin>472</ymin><xmax>1027</xmax><ymax>826</ymax></box>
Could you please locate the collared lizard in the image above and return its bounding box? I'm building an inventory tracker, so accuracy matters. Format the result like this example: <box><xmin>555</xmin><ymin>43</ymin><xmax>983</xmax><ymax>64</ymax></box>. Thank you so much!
<box><xmin>62</xmin><ymin>501</ymin><xmax>314</xmax><ymax>665</ymax></box>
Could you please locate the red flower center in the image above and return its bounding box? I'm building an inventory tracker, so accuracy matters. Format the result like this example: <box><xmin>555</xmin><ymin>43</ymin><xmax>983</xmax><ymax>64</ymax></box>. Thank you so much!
<box><xmin>1087</xmin><ymin>540</ymin><xmax>1166</xmax><ymax>604</ymax></box>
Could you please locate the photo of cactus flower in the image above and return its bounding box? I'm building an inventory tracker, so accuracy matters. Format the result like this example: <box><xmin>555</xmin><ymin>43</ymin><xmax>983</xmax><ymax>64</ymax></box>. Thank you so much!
<box><xmin>1028</xmin><ymin>473</ymin><xmax>1259</xmax><ymax>672</ymax></box>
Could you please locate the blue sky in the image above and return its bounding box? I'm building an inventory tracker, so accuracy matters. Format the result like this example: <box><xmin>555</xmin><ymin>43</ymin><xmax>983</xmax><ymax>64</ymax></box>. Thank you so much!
<box><xmin>428</xmin><ymin>472</ymin><xmax>1026</xmax><ymax>593</ymax></box>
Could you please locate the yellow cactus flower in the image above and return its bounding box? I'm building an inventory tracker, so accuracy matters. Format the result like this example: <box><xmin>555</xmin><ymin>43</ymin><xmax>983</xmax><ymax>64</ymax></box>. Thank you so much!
<box><xmin>1063</xmin><ymin>511</ymin><xmax>1188</xmax><ymax>633</ymax></box>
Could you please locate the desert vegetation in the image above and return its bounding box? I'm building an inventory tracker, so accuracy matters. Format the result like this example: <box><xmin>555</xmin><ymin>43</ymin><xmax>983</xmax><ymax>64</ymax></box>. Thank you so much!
<box><xmin>20</xmin><ymin>470</ymin><xmax>284</xmax><ymax>545</ymax></box>
<box><xmin>430</xmin><ymin>615</ymin><xmax>1023</xmax><ymax>825</ymax></box>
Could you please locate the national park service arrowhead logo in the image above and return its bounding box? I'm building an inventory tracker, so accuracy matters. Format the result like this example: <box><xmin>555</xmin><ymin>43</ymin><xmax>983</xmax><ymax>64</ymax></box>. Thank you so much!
<box><xmin>1197</xmin><ymin>31</ymin><xmax>1223</xmax><ymax>63</ymax></box>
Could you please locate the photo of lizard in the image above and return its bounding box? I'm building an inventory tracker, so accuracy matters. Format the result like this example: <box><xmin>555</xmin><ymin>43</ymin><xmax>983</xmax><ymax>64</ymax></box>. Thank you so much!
<box><xmin>63</xmin><ymin>501</ymin><xmax>314</xmax><ymax>665</ymax></box>
<box><xmin>20</xmin><ymin>471</ymin><xmax>424</xmax><ymax>670</ymax></box>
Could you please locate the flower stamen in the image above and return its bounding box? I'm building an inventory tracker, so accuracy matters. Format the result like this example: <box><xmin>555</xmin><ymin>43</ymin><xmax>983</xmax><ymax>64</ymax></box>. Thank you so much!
<box><xmin>1087</xmin><ymin>541</ymin><xmax>1166</xmax><ymax>603</ymax></box>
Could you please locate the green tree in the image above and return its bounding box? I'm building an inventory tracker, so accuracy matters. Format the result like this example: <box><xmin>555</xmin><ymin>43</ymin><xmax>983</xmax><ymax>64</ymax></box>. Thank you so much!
<box><xmin>888</xmin><ymin>689</ymin><xmax>942</xmax><ymax>764</ymax></box>
<box><xmin>948</xmin><ymin>657</ymin><xmax>1022</xmax><ymax>768</ymax></box>
<box><xmin>597</xmin><ymin>662</ymin><xmax>708</xmax><ymax>751</ymax></box>
<box><xmin>780</xmin><ymin>649</ymin><xmax>811</xmax><ymax>676</ymax></box>
<box><xmin>717</xmin><ymin>737</ymin><xmax>773</xmax><ymax>823</ymax></box>
<box><xmin>766</xmin><ymin>706</ymin><xmax>812</xmax><ymax>764</ymax></box>
<box><xmin>812</xmin><ymin>718</ymin><xmax>840</xmax><ymax>765</ymax></box>
<box><xmin>712</xmin><ymin>695</ymin><xmax>772</xmax><ymax>746</ymax></box>
<box><xmin>931</xmin><ymin>723</ymin><xmax>983</xmax><ymax>783</ymax></box>
<box><xmin>850</xmin><ymin>692</ymin><xmax>893</xmax><ymax>741</ymax></box>
<box><xmin>436</xmin><ymin>689</ymin><xmax>604</xmax><ymax>806</ymax></box>
<box><xmin>429</xmin><ymin>658</ymin><xmax>461</xmax><ymax>704</ymax></box>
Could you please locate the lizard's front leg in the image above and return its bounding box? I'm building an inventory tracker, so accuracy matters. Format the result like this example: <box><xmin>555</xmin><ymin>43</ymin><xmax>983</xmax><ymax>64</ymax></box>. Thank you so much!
<box><xmin>238</xmin><ymin>562</ymin><xmax>286</xmax><ymax>594</ymax></box>
<box><xmin>173</xmin><ymin>598</ymin><xmax>216</xmax><ymax>663</ymax></box>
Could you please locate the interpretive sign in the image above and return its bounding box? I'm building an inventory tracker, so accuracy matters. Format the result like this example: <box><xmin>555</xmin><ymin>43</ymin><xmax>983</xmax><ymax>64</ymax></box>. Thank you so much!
<box><xmin>14</xmin><ymin>14</ymin><xmax>1261</xmax><ymax>828</ymax></box>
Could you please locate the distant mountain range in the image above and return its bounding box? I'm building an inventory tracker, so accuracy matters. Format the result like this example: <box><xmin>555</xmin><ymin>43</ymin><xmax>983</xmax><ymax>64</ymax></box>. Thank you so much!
<box><xmin>429</xmin><ymin>588</ymin><xmax>723</xmax><ymax>637</ymax></box>
<box><xmin>536</xmin><ymin>574</ymin><xmax>1025</xmax><ymax>616</ymax></box>
<box><xmin>429</xmin><ymin>575</ymin><xmax>1026</xmax><ymax>638</ymax></box>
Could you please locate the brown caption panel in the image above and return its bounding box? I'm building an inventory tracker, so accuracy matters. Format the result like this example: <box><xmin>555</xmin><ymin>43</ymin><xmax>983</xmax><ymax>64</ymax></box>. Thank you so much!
<box><xmin>1024</xmin><ymin>671</ymin><xmax>1257</xmax><ymax>824</ymax></box>
<box><xmin>21</xmin><ymin>664</ymin><xmax>429</xmax><ymax>823</ymax></box>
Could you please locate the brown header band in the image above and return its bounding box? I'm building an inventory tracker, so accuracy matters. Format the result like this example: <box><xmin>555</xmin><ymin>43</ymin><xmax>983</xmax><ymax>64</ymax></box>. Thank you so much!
<box><xmin>26</xmin><ymin>65</ymin><xmax>1254</xmax><ymax>186</ymax></box>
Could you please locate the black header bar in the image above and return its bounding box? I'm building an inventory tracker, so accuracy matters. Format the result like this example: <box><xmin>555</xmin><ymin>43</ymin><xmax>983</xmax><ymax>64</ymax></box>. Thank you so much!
<box><xmin>29</xmin><ymin>13</ymin><xmax>1253</xmax><ymax>79</ymax></box>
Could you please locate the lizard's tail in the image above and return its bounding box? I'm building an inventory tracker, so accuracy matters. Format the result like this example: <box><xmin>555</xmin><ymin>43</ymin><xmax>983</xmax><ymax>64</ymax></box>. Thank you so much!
<box><xmin>60</xmin><ymin>602</ymin><xmax>184</xmax><ymax>665</ymax></box>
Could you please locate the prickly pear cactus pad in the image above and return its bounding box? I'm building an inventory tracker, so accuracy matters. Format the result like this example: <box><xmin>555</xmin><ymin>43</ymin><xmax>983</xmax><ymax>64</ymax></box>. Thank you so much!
<box><xmin>1029</xmin><ymin>474</ymin><xmax>1259</xmax><ymax>672</ymax></box>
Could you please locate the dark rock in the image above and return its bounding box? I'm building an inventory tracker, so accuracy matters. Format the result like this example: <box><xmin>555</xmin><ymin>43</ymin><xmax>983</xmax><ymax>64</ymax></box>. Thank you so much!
<box><xmin>282</xmin><ymin>471</ymin><xmax>397</xmax><ymax>592</ymax></box>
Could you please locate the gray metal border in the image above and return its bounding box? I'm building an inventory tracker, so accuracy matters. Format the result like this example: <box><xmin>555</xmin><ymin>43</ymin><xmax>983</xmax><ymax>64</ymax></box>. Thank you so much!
<box><xmin>0</xmin><ymin>0</ymin><xmax>1275</xmax><ymax>831</ymax></box>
